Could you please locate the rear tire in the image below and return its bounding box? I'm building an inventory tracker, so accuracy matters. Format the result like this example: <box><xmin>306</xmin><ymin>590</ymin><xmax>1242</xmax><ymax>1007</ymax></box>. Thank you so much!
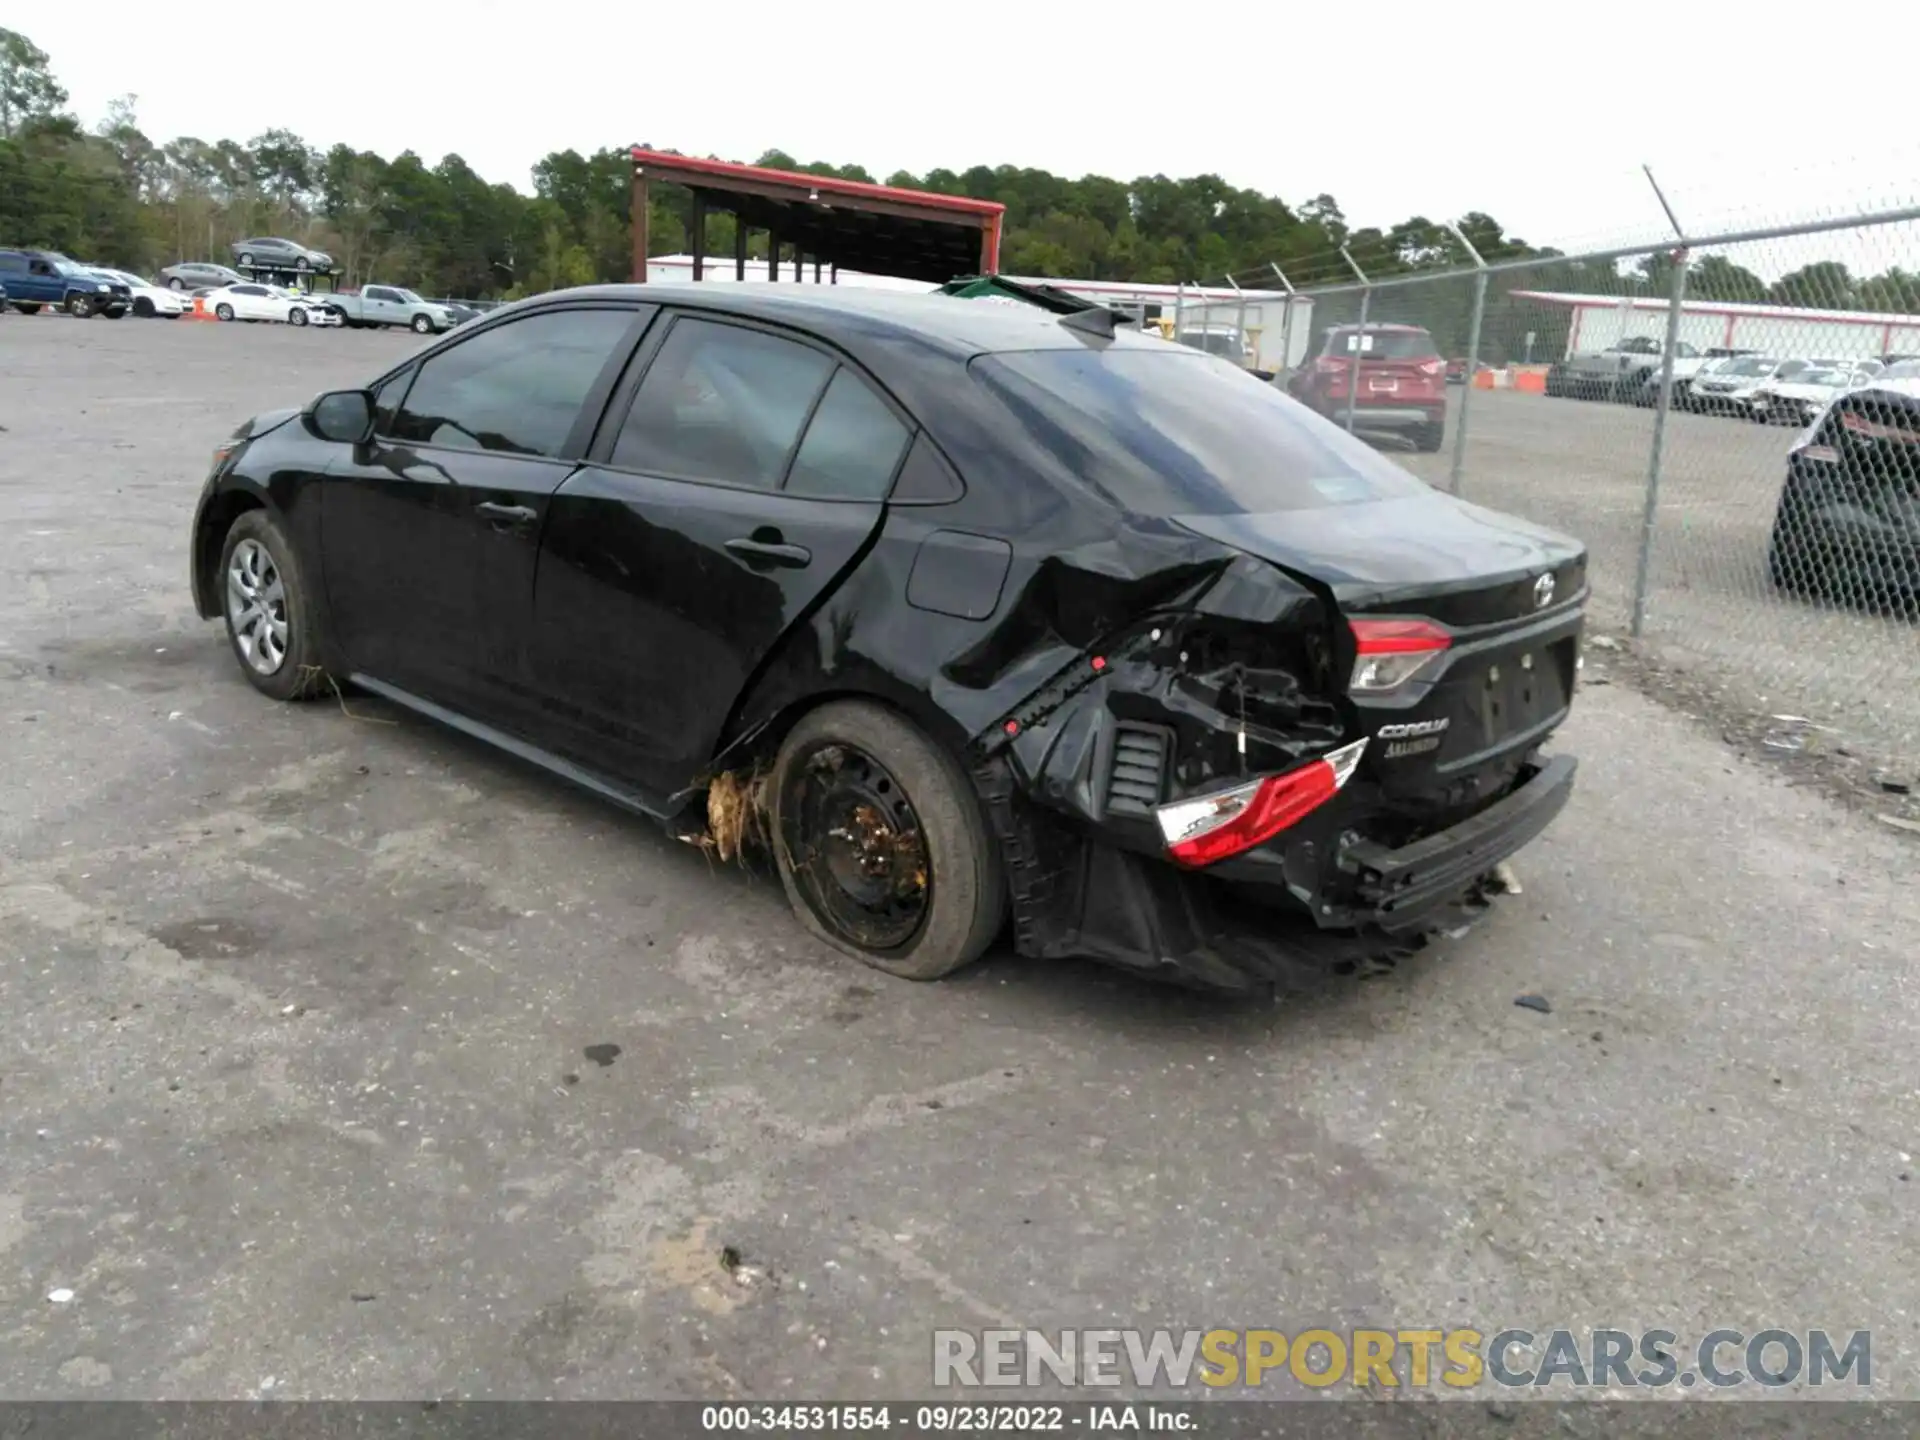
<box><xmin>215</xmin><ymin>302</ymin><xmax>235</xmax><ymax>322</ymax></box>
<box><xmin>1414</xmin><ymin>422</ymin><xmax>1445</xmax><ymax>453</ymax></box>
<box><xmin>770</xmin><ymin>701</ymin><xmax>1006</xmax><ymax>981</ymax></box>
<box><xmin>218</xmin><ymin>509</ymin><xmax>331</xmax><ymax>702</ymax></box>
<box><xmin>13</xmin><ymin>302</ymin><xmax>42</xmax><ymax>315</ymax></box>
<box><xmin>168</xmin><ymin>276</ymin><xmax>186</xmax><ymax>290</ymax></box>
<box><xmin>237</xmin><ymin>252</ymin><xmax>254</xmax><ymax>268</ymax></box>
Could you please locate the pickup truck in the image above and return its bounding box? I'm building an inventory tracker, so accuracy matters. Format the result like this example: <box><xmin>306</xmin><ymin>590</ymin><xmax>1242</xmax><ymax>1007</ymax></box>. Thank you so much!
<box><xmin>1546</xmin><ymin>335</ymin><xmax>1708</xmax><ymax>402</ymax></box>
<box><xmin>319</xmin><ymin>284</ymin><xmax>461</xmax><ymax>334</ymax></box>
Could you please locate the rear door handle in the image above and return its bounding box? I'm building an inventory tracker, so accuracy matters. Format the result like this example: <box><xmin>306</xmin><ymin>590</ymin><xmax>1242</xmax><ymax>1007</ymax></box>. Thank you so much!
<box><xmin>724</xmin><ymin>537</ymin><xmax>812</xmax><ymax>568</ymax></box>
<box><xmin>475</xmin><ymin>501</ymin><xmax>538</xmax><ymax>532</ymax></box>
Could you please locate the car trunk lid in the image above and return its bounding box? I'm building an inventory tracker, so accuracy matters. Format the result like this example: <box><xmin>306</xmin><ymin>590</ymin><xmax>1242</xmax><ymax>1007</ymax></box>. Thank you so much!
<box><xmin>1177</xmin><ymin>495</ymin><xmax>1586</xmax><ymax>795</ymax></box>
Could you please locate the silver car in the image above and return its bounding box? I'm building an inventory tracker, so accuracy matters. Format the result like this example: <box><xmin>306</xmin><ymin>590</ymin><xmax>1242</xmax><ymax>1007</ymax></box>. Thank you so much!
<box><xmin>158</xmin><ymin>261</ymin><xmax>245</xmax><ymax>292</ymax></box>
<box><xmin>230</xmin><ymin>237</ymin><xmax>334</xmax><ymax>274</ymax></box>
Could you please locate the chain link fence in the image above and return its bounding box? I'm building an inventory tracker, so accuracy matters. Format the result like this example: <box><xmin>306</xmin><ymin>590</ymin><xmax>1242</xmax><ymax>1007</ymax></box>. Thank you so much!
<box><xmin>1180</xmin><ymin>207</ymin><xmax>1920</xmax><ymax>781</ymax></box>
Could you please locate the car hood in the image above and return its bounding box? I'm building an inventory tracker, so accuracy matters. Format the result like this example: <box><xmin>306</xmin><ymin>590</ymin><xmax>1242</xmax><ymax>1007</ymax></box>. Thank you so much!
<box><xmin>237</xmin><ymin>406</ymin><xmax>302</xmax><ymax>441</ymax></box>
<box><xmin>1176</xmin><ymin>490</ymin><xmax>1585</xmax><ymax>612</ymax></box>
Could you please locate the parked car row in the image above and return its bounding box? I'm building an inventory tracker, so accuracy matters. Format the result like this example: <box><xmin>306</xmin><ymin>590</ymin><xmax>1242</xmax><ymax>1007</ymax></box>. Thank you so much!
<box><xmin>1666</xmin><ymin>355</ymin><xmax>1891</xmax><ymax>423</ymax></box>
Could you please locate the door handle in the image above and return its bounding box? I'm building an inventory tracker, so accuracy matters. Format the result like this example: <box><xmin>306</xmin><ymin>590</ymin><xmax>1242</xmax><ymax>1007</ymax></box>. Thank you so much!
<box><xmin>725</xmin><ymin>537</ymin><xmax>812</xmax><ymax>568</ymax></box>
<box><xmin>475</xmin><ymin>501</ymin><xmax>537</xmax><ymax>531</ymax></box>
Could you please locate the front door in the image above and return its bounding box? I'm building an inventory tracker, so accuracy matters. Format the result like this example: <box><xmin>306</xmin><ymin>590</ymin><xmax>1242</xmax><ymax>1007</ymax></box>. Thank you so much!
<box><xmin>319</xmin><ymin>304</ymin><xmax>651</xmax><ymax>724</ymax></box>
<box><xmin>529</xmin><ymin>313</ymin><xmax>912</xmax><ymax>797</ymax></box>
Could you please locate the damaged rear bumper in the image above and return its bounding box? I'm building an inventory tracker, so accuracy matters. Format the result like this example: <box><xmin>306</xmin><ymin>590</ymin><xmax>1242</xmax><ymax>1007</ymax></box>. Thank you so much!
<box><xmin>979</xmin><ymin>753</ymin><xmax>1576</xmax><ymax>993</ymax></box>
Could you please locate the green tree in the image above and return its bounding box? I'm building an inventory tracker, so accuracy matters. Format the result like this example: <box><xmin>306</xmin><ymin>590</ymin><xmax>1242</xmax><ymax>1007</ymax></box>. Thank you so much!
<box><xmin>0</xmin><ymin>28</ymin><xmax>65</xmax><ymax>139</ymax></box>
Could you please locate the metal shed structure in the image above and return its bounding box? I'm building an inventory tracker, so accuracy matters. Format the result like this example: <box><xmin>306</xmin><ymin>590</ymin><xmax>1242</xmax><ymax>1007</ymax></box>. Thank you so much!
<box><xmin>628</xmin><ymin>149</ymin><xmax>1006</xmax><ymax>287</ymax></box>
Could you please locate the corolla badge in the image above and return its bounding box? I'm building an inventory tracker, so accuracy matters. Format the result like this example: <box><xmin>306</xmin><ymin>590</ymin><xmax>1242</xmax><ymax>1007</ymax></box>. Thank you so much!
<box><xmin>1533</xmin><ymin>572</ymin><xmax>1556</xmax><ymax>609</ymax></box>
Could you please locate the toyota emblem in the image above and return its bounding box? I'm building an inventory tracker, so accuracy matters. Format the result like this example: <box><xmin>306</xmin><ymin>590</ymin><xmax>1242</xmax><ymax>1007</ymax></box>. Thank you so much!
<box><xmin>1533</xmin><ymin>573</ymin><xmax>1556</xmax><ymax>609</ymax></box>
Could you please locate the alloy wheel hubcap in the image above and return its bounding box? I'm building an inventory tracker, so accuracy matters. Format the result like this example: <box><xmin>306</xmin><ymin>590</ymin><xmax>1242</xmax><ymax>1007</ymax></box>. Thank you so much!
<box><xmin>226</xmin><ymin>538</ymin><xmax>290</xmax><ymax>675</ymax></box>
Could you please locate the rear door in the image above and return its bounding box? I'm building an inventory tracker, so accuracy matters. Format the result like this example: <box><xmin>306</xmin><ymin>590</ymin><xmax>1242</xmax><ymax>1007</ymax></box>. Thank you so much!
<box><xmin>528</xmin><ymin>312</ymin><xmax>906</xmax><ymax>794</ymax></box>
<box><xmin>319</xmin><ymin>303</ymin><xmax>652</xmax><ymax>724</ymax></box>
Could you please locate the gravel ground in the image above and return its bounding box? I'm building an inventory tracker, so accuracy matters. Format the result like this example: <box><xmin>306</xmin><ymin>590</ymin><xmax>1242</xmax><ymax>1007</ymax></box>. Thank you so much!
<box><xmin>2</xmin><ymin>315</ymin><xmax>1918</xmax><ymax>1404</ymax></box>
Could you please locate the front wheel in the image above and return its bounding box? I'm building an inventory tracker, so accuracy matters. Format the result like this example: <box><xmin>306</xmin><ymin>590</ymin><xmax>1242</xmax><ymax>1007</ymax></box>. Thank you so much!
<box><xmin>289</xmin><ymin>307</ymin><xmax>309</xmax><ymax>327</ymax></box>
<box><xmin>410</xmin><ymin>313</ymin><xmax>434</xmax><ymax>334</ymax></box>
<box><xmin>770</xmin><ymin>701</ymin><xmax>1006</xmax><ymax>981</ymax></box>
<box><xmin>134</xmin><ymin>297</ymin><xmax>155</xmax><ymax>318</ymax></box>
<box><xmin>219</xmin><ymin>510</ymin><xmax>330</xmax><ymax>701</ymax></box>
<box><xmin>67</xmin><ymin>294</ymin><xmax>96</xmax><ymax>318</ymax></box>
<box><xmin>295</xmin><ymin>257</ymin><xmax>310</xmax><ymax>272</ymax></box>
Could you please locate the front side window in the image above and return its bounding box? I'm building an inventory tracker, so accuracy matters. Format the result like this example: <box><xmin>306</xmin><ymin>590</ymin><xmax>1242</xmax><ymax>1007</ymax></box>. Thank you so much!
<box><xmin>611</xmin><ymin>318</ymin><xmax>835</xmax><ymax>488</ymax></box>
<box><xmin>389</xmin><ymin>308</ymin><xmax>637</xmax><ymax>458</ymax></box>
<box><xmin>372</xmin><ymin>366</ymin><xmax>415</xmax><ymax>436</ymax></box>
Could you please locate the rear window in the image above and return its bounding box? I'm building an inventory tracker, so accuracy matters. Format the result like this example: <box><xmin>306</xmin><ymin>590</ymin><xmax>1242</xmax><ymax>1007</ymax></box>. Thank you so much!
<box><xmin>970</xmin><ymin>348</ymin><xmax>1432</xmax><ymax>516</ymax></box>
<box><xmin>1321</xmin><ymin>327</ymin><xmax>1439</xmax><ymax>360</ymax></box>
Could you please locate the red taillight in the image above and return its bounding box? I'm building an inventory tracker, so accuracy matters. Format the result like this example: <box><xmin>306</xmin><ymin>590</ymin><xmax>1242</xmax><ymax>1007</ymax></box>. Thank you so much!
<box><xmin>1156</xmin><ymin>739</ymin><xmax>1368</xmax><ymax>868</ymax></box>
<box><xmin>1419</xmin><ymin>360</ymin><xmax>1446</xmax><ymax>377</ymax></box>
<box><xmin>1349</xmin><ymin>617</ymin><xmax>1451</xmax><ymax>694</ymax></box>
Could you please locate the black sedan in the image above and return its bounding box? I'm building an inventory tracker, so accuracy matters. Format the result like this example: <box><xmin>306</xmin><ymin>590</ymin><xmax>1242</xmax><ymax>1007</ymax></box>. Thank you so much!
<box><xmin>1769</xmin><ymin>377</ymin><xmax>1920</xmax><ymax>618</ymax></box>
<box><xmin>188</xmin><ymin>286</ymin><xmax>1587</xmax><ymax>992</ymax></box>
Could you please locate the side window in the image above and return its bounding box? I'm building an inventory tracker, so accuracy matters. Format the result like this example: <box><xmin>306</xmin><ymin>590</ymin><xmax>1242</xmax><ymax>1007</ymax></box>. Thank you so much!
<box><xmin>786</xmin><ymin>368</ymin><xmax>911</xmax><ymax>500</ymax></box>
<box><xmin>389</xmin><ymin>307</ymin><xmax>636</xmax><ymax>458</ymax></box>
<box><xmin>30</xmin><ymin>260</ymin><xmax>55</xmax><ymax>276</ymax></box>
<box><xmin>372</xmin><ymin>366</ymin><xmax>416</xmax><ymax>437</ymax></box>
<box><xmin>611</xmin><ymin>318</ymin><xmax>834</xmax><ymax>489</ymax></box>
<box><xmin>367</xmin><ymin>287</ymin><xmax>396</xmax><ymax>303</ymax></box>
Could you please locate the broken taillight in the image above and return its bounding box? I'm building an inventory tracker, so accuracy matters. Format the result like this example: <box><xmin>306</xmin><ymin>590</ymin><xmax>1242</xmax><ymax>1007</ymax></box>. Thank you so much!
<box><xmin>1348</xmin><ymin>617</ymin><xmax>1451</xmax><ymax>694</ymax></box>
<box><xmin>1155</xmin><ymin>738</ymin><xmax>1368</xmax><ymax>868</ymax></box>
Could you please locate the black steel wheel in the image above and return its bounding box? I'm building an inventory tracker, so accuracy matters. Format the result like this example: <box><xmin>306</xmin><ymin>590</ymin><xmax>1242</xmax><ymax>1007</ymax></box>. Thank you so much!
<box><xmin>770</xmin><ymin>701</ymin><xmax>1005</xmax><ymax>980</ymax></box>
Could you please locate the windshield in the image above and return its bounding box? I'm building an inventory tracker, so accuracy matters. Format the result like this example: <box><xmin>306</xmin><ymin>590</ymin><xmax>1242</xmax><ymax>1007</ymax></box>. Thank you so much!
<box><xmin>1322</xmin><ymin>327</ymin><xmax>1439</xmax><ymax>360</ymax></box>
<box><xmin>971</xmin><ymin>347</ymin><xmax>1433</xmax><ymax>516</ymax></box>
<box><xmin>394</xmin><ymin>288</ymin><xmax>424</xmax><ymax>304</ymax></box>
<box><xmin>1795</xmin><ymin>369</ymin><xmax>1844</xmax><ymax>386</ymax></box>
<box><xmin>1884</xmin><ymin>360</ymin><xmax>1920</xmax><ymax>379</ymax></box>
<box><xmin>1722</xmin><ymin>359</ymin><xmax>1774</xmax><ymax>377</ymax></box>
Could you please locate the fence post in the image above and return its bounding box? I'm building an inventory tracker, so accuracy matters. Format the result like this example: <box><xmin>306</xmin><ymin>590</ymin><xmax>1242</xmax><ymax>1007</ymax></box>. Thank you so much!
<box><xmin>1631</xmin><ymin>246</ymin><xmax>1690</xmax><ymax>638</ymax></box>
<box><xmin>1271</xmin><ymin>263</ymin><xmax>1295</xmax><ymax>376</ymax></box>
<box><xmin>1446</xmin><ymin>222</ymin><xmax>1489</xmax><ymax>497</ymax></box>
<box><xmin>1174</xmin><ymin>281</ymin><xmax>1187</xmax><ymax>344</ymax></box>
<box><xmin>1339</xmin><ymin>246</ymin><xmax>1371</xmax><ymax>436</ymax></box>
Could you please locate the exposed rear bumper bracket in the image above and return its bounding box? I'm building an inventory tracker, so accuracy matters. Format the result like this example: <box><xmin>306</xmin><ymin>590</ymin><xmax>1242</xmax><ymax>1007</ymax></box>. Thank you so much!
<box><xmin>1346</xmin><ymin>754</ymin><xmax>1577</xmax><ymax>932</ymax></box>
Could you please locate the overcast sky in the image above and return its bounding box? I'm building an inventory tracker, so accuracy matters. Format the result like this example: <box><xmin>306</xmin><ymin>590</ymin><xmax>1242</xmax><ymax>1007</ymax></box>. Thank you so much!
<box><xmin>24</xmin><ymin>2</ymin><xmax>1920</xmax><ymax>273</ymax></box>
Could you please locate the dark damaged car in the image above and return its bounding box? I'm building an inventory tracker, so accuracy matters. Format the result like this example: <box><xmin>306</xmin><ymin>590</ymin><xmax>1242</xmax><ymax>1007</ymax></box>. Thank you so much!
<box><xmin>1768</xmin><ymin>366</ymin><xmax>1920</xmax><ymax>617</ymax></box>
<box><xmin>188</xmin><ymin>287</ymin><xmax>1587</xmax><ymax>992</ymax></box>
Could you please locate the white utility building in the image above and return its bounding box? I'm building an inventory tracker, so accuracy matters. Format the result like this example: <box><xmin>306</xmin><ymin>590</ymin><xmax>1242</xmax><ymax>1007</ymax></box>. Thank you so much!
<box><xmin>1513</xmin><ymin>290</ymin><xmax>1920</xmax><ymax>361</ymax></box>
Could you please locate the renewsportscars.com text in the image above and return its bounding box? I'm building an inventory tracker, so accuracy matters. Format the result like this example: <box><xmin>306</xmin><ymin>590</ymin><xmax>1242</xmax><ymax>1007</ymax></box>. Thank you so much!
<box><xmin>932</xmin><ymin>1327</ymin><xmax>1872</xmax><ymax>1391</ymax></box>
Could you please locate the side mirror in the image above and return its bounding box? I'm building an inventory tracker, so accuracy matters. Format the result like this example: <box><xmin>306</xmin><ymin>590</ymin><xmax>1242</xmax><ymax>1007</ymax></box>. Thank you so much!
<box><xmin>304</xmin><ymin>388</ymin><xmax>375</xmax><ymax>444</ymax></box>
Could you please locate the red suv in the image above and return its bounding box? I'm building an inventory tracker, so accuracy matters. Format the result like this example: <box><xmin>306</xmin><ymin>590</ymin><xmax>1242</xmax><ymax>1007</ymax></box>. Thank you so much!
<box><xmin>1288</xmin><ymin>323</ymin><xmax>1448</xmax><ymax>452</ymax></box>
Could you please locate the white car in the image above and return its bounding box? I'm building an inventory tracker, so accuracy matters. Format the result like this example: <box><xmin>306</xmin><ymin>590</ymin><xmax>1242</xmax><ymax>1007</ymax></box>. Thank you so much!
<box><xmin>1752</xmin><ymin>362</ymin><xmax>1885</xmax><ymax>428</ymax></box>
<box><xmin>1689</xmin><ymin>357</ymin><xmax>1815</xmax><ymax>417</ymax></box>
<box><xmin>201</xmin><ymin>282</ymin><xmax>341</xmax><ymax>327</ymax></box>
<box><xmin>86</xmin><ymin>268</ymin><xmax>192</xmax><ymax>318</ymax></box>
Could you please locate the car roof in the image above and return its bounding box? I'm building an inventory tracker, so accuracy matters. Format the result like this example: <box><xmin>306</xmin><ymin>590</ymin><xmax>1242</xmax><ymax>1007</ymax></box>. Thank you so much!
<box><xmin>523</xmin><ymin>283</ymin><xmax>1175</xmax><ymax>360</ymax></box>
<box><xmin>1323</xmin><ymin>321</ymin><xmax>1428</xmax><ymax>332</ymax></box>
